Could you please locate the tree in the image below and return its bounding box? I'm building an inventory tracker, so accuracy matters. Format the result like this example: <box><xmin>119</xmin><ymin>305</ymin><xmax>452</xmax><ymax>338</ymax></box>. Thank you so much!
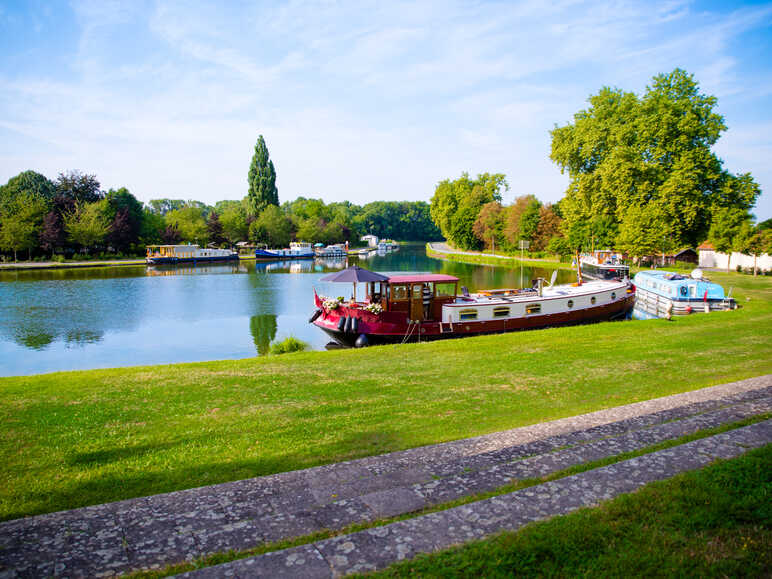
<box><xmin>39</xmin><ymin>210</ymin><xmax>65</xmax><ymax>257</ymax></box>
<box><xmin>0</xmin><ymin>171</ymin><xmax>56</xmax><ymax>214</ymax></box>
<box><xmin>207</xmin><ymin>212</ymin><xmax>225</xmax><ymax>246</ymax></box>
<box><xmin>161</xmin><ymin>223</ymin><xmax>182</xmax><ymax>244</ymax></box>
<box><xmin>63</xmin><ymin>201</ymin><xmax>111</xmax><ymax>251</ymax></box>
<box><xmin>472</xmin><ymin>202</ymin><xmax>505</xmax><ymax>252</ymax></box>
<box><xmin>165</xmin><ymin>205</ymin><xmax>208</xmax><ymax>244</ymax></box>
<box><xmin>430</xmin><ymin>172</ymin><xmax>508</xmax><ymax>250</ymax></box>
<box><xmin>532</xmin><ymin>204</ymin><xmax>563</xmax><ymax>251</ymax></box>
<box><xmin>140</xmin><ymin>209</ymin><xmax>165</xmax><ymax>245</ymax></box>
<box><xmin>251</xmin><ymin>206</ymin><xmax>293</xmax><ymax>247</ymax></box>
<box><xmin>0</xmin><ymin>196</ymin><xmax>47</xmax><ymax>261</ymax></box>
<box><xmin>708</xmin><ymin>207</ymin><xmax>747</xmax><ymax>271</ymax></box>
<box><xmin>105</xmin><ymin>188</ymin><xmax>143</xmax><ymax>252</ymax></box>
<box><xmin>55</xmin><ymin>171</ymin><xmax>103</xmax><ymax>204</ymax></box>
<box><xmin>551</xmin><ymin>69</ymin><xmax>760</xmax><ymax>249</ymax></box>
<box><xmin>220</xmin><ymin>203</ymin><xmax>249</xmax><ymax>245</ymax></box>
<box><xmin>504</xmin><ymin>195</ymin><xmax>541</xmax><ymax>245</ymax></box>
<box><xmin>147</xmin><ymin>199</ymin><xmax>187</xmax><ymax>215</ymax></box>
<box><xmin>247</xmin><ymin>135</ymin><xmax>278</xmax><ymax>215</ymax></box>
<box><xmin>617</xmin><ymin>203</ymin><xmax>671</xmax><ymax>262</ymax></box>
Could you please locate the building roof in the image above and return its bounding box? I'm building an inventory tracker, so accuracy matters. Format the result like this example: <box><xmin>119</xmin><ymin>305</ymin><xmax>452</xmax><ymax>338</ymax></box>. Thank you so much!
<box><xmin>698</xmin><ymin>242</ymin><xmax>715</xmax><ymax>250</ymax></box>
<box><xmin>388</xmin><ymin>274</ymin><xmax>460</xmax><ymax>284</ymax></box>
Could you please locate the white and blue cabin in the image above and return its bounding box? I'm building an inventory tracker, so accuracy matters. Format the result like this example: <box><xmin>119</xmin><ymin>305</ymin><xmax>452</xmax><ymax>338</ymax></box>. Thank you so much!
<box><xmin>632</xmin><ymin>269</ymin><xmax>735</xmax><ymax>319</ymax></box>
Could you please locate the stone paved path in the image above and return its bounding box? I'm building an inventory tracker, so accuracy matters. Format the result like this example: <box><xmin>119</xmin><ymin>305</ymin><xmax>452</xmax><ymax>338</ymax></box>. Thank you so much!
<box><xmin>1</xmin><ymin>375</ymin><xmax>770</xmax><ymax>578</ymax></box>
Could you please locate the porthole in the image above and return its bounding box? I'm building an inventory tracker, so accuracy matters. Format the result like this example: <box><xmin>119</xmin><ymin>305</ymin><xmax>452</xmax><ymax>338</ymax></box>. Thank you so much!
<box><xmin>567</xmin><ymin>299</ymin><xmax>574</xmax><ymax>308</ymax></box>
<box><xmin>611</xmin><ymin>292</ymin><xmax>616</xmax><ymax>299</ymax></box>
<box><xmin>590</xmin><ymin>296</ymin><xmax>596</xmax><ymax>305</ymax></box>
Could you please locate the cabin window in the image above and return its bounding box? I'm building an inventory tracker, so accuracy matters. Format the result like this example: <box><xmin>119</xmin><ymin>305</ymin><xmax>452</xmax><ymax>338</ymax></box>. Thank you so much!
<box><xmin>525</xmin><ymin>304</ymin><xmax>541</xmax><ymax>315</ymax></box>
<box><xmin>493</xmin><ymin>306</ymin><xmax>510</xmax><ymax>318</ymax></box>
<box><xmin>391</xmin><ymin>285</ymin><xmax>409</xmax><ymax>301</ymax></box>
<box><xmin>435</xmin><ymin>283</ymin><xmax>456</xmax><ymax>297</ymax></box>
<box><xmin>689</xmin><ymin>285</ymin><xmax>697</xmax><ymax>298</ymax></box>
<box><xmin>567</xmin><ymin>299</ymin><xmax>574</xmax><ymax>308</ymax></box>
<box><xmin>412</xmin><ymin>284</ymin><xmax>423</xmax><ymax>299</ymax></box>
<box><xmin>591</xmin><ymin>296</ymin><xmax>597</xmax><ymax>305</ymax></box>
<box><xmin>459</xmin><ymin>309</ymin><xmax>478</xmax><ymax>320</ymax></box>
<box><xmin>611</xmin><ymin>292</ymin><xmax>616</xmax><ymax>300</ymax></box>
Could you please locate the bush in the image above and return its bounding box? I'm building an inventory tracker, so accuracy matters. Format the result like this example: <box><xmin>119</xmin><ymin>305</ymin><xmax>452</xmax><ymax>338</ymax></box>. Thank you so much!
<box><xmin>52</xmin><ymin>254</ymin><xmax>66</xmax><ymax>263</ymax></box>
<box><xmin>269</xmin><ymin>337</ymin><xmax>307</xmax><ymax>355</ymax></box>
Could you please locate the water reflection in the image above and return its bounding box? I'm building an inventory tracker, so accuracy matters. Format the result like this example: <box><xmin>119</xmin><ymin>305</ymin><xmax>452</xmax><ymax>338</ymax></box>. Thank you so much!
<box><xmin>249</xmin><ymin>314</ymin><xmax>277</xmax><ymax>355</ymax></box>
<box><xmin>0</xmin><ymin>246</ymin><xmax>576</xmax><ymax>376</ymax></box>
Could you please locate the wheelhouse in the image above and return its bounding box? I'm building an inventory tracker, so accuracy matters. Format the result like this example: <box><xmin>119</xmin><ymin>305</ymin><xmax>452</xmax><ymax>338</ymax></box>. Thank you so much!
<box><xmin>376</xmin><ymin>274</ymin><xmax>459</xmax><ymax>321</ymax></box>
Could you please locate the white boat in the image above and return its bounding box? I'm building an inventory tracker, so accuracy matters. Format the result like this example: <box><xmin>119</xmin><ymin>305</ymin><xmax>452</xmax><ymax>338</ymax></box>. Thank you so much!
<box><xmin>146</xmin><ymin>245</ymin><xmax>238</xmax><ymax>264</ymax></box>
<box><xmin>580</xmin><ymin>250</ymin><xmax>629</xmax><ymax>280</ymax></box>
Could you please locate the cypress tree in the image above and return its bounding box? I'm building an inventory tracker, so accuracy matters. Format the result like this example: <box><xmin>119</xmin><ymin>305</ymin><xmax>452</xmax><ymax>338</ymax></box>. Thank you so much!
<box><xmin>247</xmin><ymin>135</ymin><xmax>278</xmax><ymax>215</ymax></box>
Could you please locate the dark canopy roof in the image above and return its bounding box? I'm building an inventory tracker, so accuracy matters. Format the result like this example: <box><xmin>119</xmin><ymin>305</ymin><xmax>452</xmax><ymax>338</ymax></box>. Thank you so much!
<box><xmin>320</xmin><ymin>265</ymin><xmax>389</xmax><ymax>283</ymax></box>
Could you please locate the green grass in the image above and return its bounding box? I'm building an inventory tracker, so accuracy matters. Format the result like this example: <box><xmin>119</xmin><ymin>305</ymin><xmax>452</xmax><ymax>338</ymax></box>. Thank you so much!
<box><xmin>0</xmin><ymin>269</ymin><xmax>770</xmax><ymax>521</ymax></box>
<box><xmin>426</xmin><ymin>243</ymin><xmax>570</xmax><ymax>270</ymax></box>
<box><xmin>365</xmin><ymin>444</ymin><xmax>772</xmax><ymax>578</ymax></box>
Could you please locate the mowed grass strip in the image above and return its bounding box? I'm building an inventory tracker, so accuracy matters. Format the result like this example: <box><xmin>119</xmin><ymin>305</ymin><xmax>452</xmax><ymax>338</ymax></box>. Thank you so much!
<box><xmin>365</xmin><ymin>444</ymin><xmax>772</xmax><ymax>578</ymax></box>
<box><xmin>0</xmin><ymin>272</ymin><xmax>770</xmax><ymax>521</ymax></box>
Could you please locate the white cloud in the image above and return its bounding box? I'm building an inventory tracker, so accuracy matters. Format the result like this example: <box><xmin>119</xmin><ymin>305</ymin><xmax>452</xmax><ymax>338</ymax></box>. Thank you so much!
<box><xmin>0</xmin><ymin>0</ymin><xmax>770</xmax><ymax>218</ymax></box>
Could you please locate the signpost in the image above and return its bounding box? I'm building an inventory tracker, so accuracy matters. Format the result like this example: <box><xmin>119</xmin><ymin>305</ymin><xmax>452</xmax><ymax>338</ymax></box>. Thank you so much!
<box><xmin>518</xmin><ymin>240</ymin><xmax>530</xmax><ymax>287</ymax></box>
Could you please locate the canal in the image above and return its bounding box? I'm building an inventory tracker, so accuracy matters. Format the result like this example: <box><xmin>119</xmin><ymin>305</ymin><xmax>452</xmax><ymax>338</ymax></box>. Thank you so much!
<box><xmin>0</xmin><ymin>246</ymin><xmax>574</xmax><ymax>376</ymax></box>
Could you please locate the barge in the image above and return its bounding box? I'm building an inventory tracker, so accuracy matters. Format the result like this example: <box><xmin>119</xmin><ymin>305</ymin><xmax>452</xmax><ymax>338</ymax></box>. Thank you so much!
<box><xmin>255</xmin><ymin>242</ymin><xmax>315</xmax><ymax>260</ymax></box>
<box><xmin>632</xmin><ymin>269</ymin><xmax>736</xmax><ymax>319</ymax></box>
<box><xmin>146</xmin><ymin>245</ymin><xmax>238</xmax><ymax>264</ymax></box>
<box><xmin>580</xmin><ymin>250</ymin><xmax>629</xmax><ymax>280</ymax></box>
<box><xmin>311</xmin><ymin>268</ymin><xmax>635</xmax><ymax>347</ymax></box>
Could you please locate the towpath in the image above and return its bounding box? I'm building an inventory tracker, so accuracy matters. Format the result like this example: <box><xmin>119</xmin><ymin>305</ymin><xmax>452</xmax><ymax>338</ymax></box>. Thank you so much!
<box><xmin>427</xmin><ymin>242</ymin><xmax>558</xmax><ymax>263</ymax></box>
<box><xmin>1</xmin><ymin>375</ymin><xmax>770</xmax><ymax>577</ymax></box>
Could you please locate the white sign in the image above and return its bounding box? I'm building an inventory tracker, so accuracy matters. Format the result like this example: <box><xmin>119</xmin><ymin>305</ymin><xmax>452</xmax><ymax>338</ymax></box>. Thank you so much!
<box><xmin>518</xmin><ymin>240</ymin><xmax>530</xmax><ymax>250</ymax></box>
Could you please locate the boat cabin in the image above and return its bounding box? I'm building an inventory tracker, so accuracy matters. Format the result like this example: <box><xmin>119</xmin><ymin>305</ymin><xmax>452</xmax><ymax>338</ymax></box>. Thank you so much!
<box><xmin>147</xmin><ymin>244</ymin><xmax>201</xmax><ymax>259</ymax></box>
<box><xmin>369</xmin><ymin>274</ymin><xmax>459</xmax><ymax>321</ymax></box>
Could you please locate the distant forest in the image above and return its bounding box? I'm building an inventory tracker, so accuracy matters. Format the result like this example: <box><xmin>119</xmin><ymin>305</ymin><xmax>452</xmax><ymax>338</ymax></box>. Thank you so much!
<box><xmin>0</xmin><ymin>169</ymin><xmax>441</xmax><ymax>261</ymax></box>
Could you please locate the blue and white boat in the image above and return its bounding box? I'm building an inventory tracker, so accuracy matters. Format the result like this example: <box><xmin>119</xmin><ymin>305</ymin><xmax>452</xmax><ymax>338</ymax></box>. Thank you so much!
<box><xmin>255</xmin><ymin>241</ymin><xmax>315</xmax><ymax>260</ymax></box>
<box><xmin>632</xmin><ymin>269</ymin><xmax>736</xmax><ymax>320</ymax></box>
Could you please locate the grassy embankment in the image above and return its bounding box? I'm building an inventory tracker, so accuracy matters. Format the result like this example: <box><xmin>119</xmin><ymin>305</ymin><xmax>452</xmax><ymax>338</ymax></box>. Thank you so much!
<box><xmin>366</xmin><ymin>444</ymin><xmax>772</xmax><ymax>578</ymax></box>
<box><xmin>1</xmin><ymin>266</ymin><xmax>770</xmax><ymax>522</ymax></box>
<box><xmin>426</xmin><ymin>243</ymin><xmax>570</xmax><ymax>270</ymax></box>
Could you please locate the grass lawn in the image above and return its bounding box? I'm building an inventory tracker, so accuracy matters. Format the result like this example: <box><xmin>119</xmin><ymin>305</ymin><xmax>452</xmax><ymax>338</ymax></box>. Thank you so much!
<box><xmin>0</xmin><ymin>270</ymin><xmax>770</xmax><ymax>522</ymax></box>
<box><xmin>366</xmin><ymin>444</ymin><xmax>772</xmax><ymax>578</ymax></box>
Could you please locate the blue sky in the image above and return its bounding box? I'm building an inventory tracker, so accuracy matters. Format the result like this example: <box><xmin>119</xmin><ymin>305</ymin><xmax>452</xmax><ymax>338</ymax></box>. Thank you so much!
<box><xmin>1</xmin><ymin>0</ymin><xmax>771</xmax><ymax>220</ymax></box>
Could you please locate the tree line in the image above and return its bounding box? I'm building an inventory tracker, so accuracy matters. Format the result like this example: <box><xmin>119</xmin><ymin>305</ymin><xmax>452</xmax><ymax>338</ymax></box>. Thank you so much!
<box><xmin>430</xmin><ymin>69</ymin><xmax>771</xmax><ymax>265</ymax></box>
<box><xmin>0</xmin><ymin>172</ymin><xmax>440</xmax><ymax>262</ymax></box>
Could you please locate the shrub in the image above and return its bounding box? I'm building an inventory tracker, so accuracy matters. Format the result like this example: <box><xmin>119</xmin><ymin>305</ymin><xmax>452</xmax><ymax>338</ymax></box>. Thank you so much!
<box><xmin>269</xmin><ymin>337</ymin><xmax>307</xmax><ymax>355</ymax></box>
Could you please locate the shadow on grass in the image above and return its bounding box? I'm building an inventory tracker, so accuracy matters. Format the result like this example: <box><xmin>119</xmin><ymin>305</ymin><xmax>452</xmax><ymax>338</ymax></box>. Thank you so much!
<box><xmin>8</xmin><ymin>428</ymin><xmax>404</xmax><ymax>521</ymax></box>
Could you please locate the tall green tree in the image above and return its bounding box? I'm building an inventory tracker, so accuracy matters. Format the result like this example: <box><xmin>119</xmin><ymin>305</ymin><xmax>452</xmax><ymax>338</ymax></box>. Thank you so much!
<box><xmin>247</xmin><ymin>135</ymin><xmax>278</xmax><ymax>215</ymax></box>
<box><xmin>63</xmin><ymin>201</ymin><xmax>111</xmax><ymax>251</ymax></box>
<box><xmin>250</xmin><ymin>205</ymin><xmax>292</xmax><ymax>247</ymax></box>
<box><xmin>551</xmin><ymin>69</ymin><xmax>760</xmax><ymax>249</ymax></box>
<box><xmin>0</xmin><ymin>171</ymin><xmax>56</xmax><ymax>214</ymax></box>
<box><xmin>0</xmin><ymin>196</ymin><xmax>48</xmax><ymax>261</ymax></box>
<box><xmin>430</xmin><ymin>172</ymin><xmax>508</xmax><ymax>250</ymax></box>
<box><xmin>219</xmin><ymin>203</ymin><xmax>249</xmax><ymax>245</ymax></box>
<box><xmin>708</xmin><ymin>207</ymin><xmax>747</xmax><ymax>271</ymax></box>
<box><xmin>165</xmin><ymin>205</ymin><xmax>208</xmax><ymax>244</ymax></box>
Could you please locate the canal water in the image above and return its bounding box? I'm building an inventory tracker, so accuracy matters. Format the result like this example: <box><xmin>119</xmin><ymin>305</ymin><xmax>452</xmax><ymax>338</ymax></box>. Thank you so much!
<box><xmin>0</xmin><ymin>246</ymin><xmax>574</xmax><ymax>376</ymax></box>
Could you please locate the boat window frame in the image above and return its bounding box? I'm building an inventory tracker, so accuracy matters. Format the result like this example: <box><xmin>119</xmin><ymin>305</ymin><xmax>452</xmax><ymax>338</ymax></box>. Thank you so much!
<box><xmin>567</xmin><ymin>299</ymin><xmax>574</xmax><ymax>308</ymax></box>
<box><xmin>492</xmin><ymin>306</ymin><xmax>510</xmax><ymax>318</ymax></box>
<box><xmin>459</xmin><ymin>308</ymin><xmax>478</xmax><ymax>321</ymax></box>
<box><xmin>525</xmin><ymin>303</ymin><xmax>541</xmax><ymax>315</ymax></box>
<box><xmin>591</xmin><ymin>296</ymin><xmax>597</xmax><ymax>305</ymax></box>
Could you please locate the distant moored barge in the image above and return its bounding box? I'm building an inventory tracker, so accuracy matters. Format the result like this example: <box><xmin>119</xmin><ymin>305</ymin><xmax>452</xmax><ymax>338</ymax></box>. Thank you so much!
<box><xmin>146</xmin><ymin>245</ymin><xmax>238</xmax><ymax>264</ymax></box>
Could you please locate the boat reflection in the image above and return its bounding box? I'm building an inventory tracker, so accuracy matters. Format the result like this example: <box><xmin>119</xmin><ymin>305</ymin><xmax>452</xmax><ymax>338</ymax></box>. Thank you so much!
<box><xmin>146</xmin><ymin>263</ymin><xmax>247</xmax><ymax>276</ymax></box>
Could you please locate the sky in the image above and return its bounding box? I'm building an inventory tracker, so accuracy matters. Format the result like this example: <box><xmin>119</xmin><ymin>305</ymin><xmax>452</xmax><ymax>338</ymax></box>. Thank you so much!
<box><xmin>1</xmin><ymin>0</ymin><xmax>771</xmax><ymax>220</ymax></box>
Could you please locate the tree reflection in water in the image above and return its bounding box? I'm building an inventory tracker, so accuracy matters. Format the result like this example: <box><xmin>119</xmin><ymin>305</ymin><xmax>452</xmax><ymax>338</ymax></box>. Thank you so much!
<box><xmin>249</xmin><ymin>314</ymin><xmax>277</xmax><ymax>355</ymax></box>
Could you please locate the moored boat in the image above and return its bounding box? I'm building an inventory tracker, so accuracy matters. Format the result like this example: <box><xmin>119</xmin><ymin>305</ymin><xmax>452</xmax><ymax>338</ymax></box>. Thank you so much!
<box><xmin>146</xmin><ymin>244</ymin><xmax>238</xmax><ymax>264</ymax></box>
<box><xmin>311</xmin><ymin>267</ymin><xmax>635</xmax><ymax>347</ymax></box>
<box><xmin>255</xmin><ymin>242</ymin><xmax>315</xmax><ymax>260</ymax></box>
<box><xmin>632</xmin><ymin>269</ymin><xmax>736</xmax><ymax>319</ymax></box>
<box><xmin>580</xmin><ymin>250</ymin><xmax>629</xmax><ymax>280</ymax></box>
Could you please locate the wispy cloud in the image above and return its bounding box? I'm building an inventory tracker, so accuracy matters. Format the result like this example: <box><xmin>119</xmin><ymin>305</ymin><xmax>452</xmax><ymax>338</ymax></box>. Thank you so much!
<box><xmin>0</xmin><ymin>0</ymin><xmax>770</xmax><ymax>218</ymax></box>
